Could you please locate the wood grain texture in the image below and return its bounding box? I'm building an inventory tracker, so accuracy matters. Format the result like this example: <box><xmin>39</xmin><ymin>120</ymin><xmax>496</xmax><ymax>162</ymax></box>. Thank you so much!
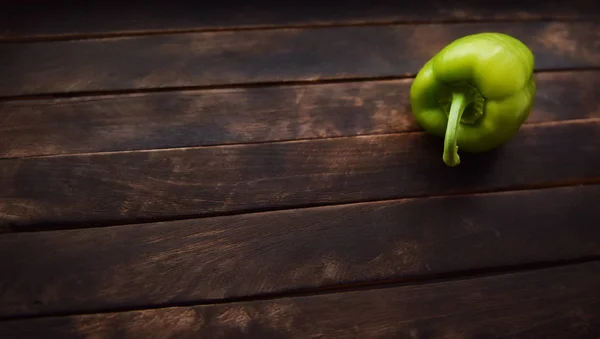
<box><xmin>1</xmin><ymin>0</ymin><xmax>598</xmax><ymax>40</ymax></box>
<box><xmin>1</xmin><ymin>262</ymin><xmax>600</xmax><ymax>338</ymax></box>
<box><xmin>1</xmin><ymin>185</ymin><xmax>599</xmax><ymax>318</ymax></box>
<box><xmin>1</xmin><ymin>22</ymin><xmax>599</xmax><ymax>96</ymax></box>
<box><xmin>1</xmin><ymin>120</ymin><xmax>600</xmax><ymax>229</ymax></box>
<box><xmin>1</xmin><ymin>71</ymin><xmax>598</xmax><ymax>158</ymax></box>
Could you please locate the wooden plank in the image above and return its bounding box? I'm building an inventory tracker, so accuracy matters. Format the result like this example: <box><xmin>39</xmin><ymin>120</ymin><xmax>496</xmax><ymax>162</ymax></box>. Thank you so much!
<box><xmin>1</xmin><ymin>22</ymin><xmax>599</xmax><ymax>97</ymax></box>
<box><xmin>1</xmin><ymin>262</ymin><xmax>599</xmax><ymax>338</ymax></box>
<box><xmin>1</xmin><ymin>1</ymin><xmax>598</xmax><ymax>40</ymax></box>
<box><xmin>1</xmin><ymin>185</ymin><xmax>599</xmax><ymax>318</ymax></box>
<box><xmin>1</xmin><ymin>119</ymin><xmax>600</xmax><ymax>229</ymax></box>
<box><xmin>1</xmin><ymin>71</ymin><xmax>597</xmax><ymax>159</ymax></box>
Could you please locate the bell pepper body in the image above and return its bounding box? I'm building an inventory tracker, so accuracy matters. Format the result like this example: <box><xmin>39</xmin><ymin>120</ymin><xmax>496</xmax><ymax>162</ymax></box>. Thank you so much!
<box><xmin>410</xmin><ymin>33</ymin><xmax>536</xmax><ymax>166</ymax></box>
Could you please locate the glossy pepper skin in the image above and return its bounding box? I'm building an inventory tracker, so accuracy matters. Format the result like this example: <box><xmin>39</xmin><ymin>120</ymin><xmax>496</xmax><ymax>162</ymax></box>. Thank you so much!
<box><xmin>410</xmin><ymin>33</ymin><xmax>536</xmax><ymax>167</ymax></box>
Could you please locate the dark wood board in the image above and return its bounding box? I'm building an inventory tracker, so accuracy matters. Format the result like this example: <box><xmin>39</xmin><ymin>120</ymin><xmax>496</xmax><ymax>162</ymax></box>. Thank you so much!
<box><xmin>1</xmin><ymin>185</ymin><xmax>599</xmax><ymax>318</ymax></box>
<box><xmin>1</xmin><ymin>0</ymin><xmax>598</xmax><ymax>41</ymax></box>
<box><xmin>1</xmin><ymin>119</ymin><xmax>600</xmax><ymax>229</ymax></box>
<box><xmin>1</xmin><ymin>262</ymin><xmax>599</xmax><ymax>338</ymax></box>
<box><xmin>1</xmin><ymin>71</ymin><xmax>598</xmax><ymax>158</ymax></box>
<box><xmin>1</xmin><ymin>22</ymin><xmax>599</xmax><ymax>96</ymax></box>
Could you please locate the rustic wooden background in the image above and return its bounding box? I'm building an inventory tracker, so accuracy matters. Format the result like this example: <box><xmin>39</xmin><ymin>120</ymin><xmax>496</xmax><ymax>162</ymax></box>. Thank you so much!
<box><xmin>1</xmin><ymin>1</ymin><xmax>600</xmax><ymax>338</ymax></box>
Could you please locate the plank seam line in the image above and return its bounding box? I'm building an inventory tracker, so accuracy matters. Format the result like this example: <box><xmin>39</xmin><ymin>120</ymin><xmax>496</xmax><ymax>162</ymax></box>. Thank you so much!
<box><xmin>2</xmin><ymin>113</ymin><xmax>598</xmax><ymax>160</ymax></box>
<box><xmin>1</xmin><ymin>256</ymin><xmax>599</xmax><ymax>322</ymax></box>
<box><xmin>0</xmin><ymin>17</ymin><xmax>595</xmax><ymax>43</ymax></box>
<box><xmin>0</xmin><ymin>67</ymin><xmax>598</xmax><ymax>103</ymax></box>
<box><xmin>5</xmin><ymin>180</ymin><xmax>600</xmax><ymax>234</ymax></box>
<box><xmin>4</xmin><ymin>117</ymin><xmax>599</xmax><ymax>161</ymax></box>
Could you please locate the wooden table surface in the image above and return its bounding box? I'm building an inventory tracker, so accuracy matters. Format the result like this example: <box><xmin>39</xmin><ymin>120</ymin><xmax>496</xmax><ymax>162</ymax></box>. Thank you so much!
<box><xmin>1</xmin><ymin>1</ymin><xmax>600</xmax><ymax>338</ymax></box>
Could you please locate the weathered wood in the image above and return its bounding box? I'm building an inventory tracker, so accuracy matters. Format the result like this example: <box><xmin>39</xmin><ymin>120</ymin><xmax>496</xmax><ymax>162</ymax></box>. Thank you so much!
<box><xmin>2</xmin><ymin>262</ymin><xmax>600</xmax><ymax>338</ymax></box>
<box><xmin>1</xmin><ymin>185</ymin><xmax>599</xmax><ymax>318</ymax></box>
<box><xmin>1</xmin><ymin>119</ymin><xmax>600</xmax><ymax>229</ymax></box>
<box><xmin>1</xmin><ymin>71</ymin><xmax>598</xmax><ymax>158</ymax></box>
<box><xmin>1</xmin><ymin>22</ymin><xmax>599</xmax><ymax>96</ymax></box>
<box><xmin>2</xmin><ymin>1</ymin><xmax>598</xmax><ymax>41</ymax></box>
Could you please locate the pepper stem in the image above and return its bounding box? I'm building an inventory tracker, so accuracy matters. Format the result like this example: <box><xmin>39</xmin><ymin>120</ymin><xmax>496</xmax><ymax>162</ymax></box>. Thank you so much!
<box><xmin>443</xmin><ymin>92</ymin><xmax>469</xmax><ymax>167</ymax></box>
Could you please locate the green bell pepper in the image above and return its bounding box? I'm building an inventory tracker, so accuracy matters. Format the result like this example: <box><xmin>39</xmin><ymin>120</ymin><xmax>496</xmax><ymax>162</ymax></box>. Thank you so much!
<box><xmin>410</xmin><ymin>32</ymin><xmax>536</xmax><ymax>167</ymax></box>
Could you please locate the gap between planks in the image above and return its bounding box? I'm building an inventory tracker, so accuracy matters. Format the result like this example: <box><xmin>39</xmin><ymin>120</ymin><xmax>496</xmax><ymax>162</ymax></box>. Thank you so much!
<box><xmin>0</xmin><ymin>67</ymin><xmax>598</xmax><ymax>103</ymax></box>
<box><xmin>3</xmin><ymin>179</ymin><xmax>600</xmax><ymax>234</ymax></box>
<box><xmin>1</xmin><ymin>254</ymin><xmax>598</xmax><ymax>322</ymax></box>
<box><xmin>5</xmin><ymin>117</ymin><xmax>600</xmax><ymax>161</ymax></box>
<box><xmin>3</xmin><ymin>0</ymin><xmax>599</xmax><ymax>44</ymax></box>
<box><xmin>1</xmin><ymin>17</ymin><xmax>593</xmax><ymax>43</ymax></box>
